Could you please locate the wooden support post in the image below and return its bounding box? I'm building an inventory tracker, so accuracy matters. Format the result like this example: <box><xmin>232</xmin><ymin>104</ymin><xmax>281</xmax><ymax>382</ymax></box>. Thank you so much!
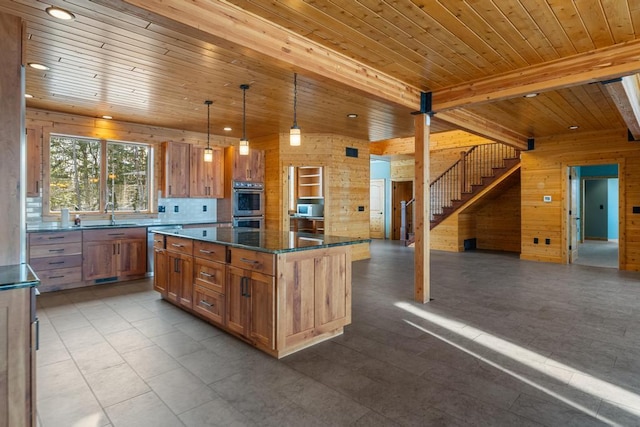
<box><xmin>414</xmin><ymin>113</ymin><xmax>430</xmax><ymax>303</ymax></box>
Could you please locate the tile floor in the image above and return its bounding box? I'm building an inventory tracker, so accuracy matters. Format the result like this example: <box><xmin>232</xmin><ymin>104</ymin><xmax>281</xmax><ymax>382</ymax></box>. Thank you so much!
<box><xmin>36</xmin><ymin>240</ymin><xmax>640</xmax><ymax>426</ymax></box>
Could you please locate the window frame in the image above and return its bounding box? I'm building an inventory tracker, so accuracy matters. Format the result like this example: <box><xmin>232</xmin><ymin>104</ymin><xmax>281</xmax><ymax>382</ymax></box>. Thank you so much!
<box><xmin>43</xmin><ymin>131</ymin><xmax>155</xmax><ymax>219</ymax></box>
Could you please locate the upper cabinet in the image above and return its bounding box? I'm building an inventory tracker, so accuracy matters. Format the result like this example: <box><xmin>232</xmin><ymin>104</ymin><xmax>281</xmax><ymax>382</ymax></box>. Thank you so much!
<box><xmin>296</xmin><ymin>166</ymin><xmax>323</xmax><ymax>199</ymax></box>
<box><xmin>161</xmin><ymin>141</ymin><xmax>190</xmax><ymax>198</ymax></box>
<box><xmin>162</xmin><ymin>141</ymin><xmax>224</xmax><ymax>198</ymax></box>
<box><xmin>26</xmin><ymin>127</ymin><xmax>42</xmax><ymax>197</ymax></box>
<box><xmin>190</xmin><ymin>145</ymin><xmax>224</xmax><ymax>198</ymax></box>
<box><xmin>229</xmin><ymin>147</ymin><xmax>264</xmax><ymax>183</ymax></box>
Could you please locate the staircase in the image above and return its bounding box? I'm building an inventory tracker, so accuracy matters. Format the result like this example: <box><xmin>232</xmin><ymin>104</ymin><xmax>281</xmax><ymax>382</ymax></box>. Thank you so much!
<box><xmin>401</xmin><ymin>143</ymin><xmax>520</xmax><ymax>245</ymax></box>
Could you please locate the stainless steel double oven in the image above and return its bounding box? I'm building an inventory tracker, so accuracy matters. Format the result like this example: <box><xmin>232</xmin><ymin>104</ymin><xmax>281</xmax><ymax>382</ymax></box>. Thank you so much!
<box><xmin>232</xmin><ymin>180</ymin><xmax>264</xmax><ymax>228</ymax></box>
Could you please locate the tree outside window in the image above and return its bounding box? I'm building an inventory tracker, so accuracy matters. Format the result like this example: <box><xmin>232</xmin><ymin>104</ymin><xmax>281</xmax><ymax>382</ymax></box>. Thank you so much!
<box><xmin>49</xmin><ymin>135</ymin><xmax>150</xmax><ymax>213</ymax></box>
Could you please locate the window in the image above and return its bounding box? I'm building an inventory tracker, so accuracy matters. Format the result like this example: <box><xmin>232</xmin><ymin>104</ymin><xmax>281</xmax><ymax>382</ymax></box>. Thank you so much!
<box><xmin>48</xmin><ymin>134</ymin><xmax>151</xmax><ymax>214</ymax></box>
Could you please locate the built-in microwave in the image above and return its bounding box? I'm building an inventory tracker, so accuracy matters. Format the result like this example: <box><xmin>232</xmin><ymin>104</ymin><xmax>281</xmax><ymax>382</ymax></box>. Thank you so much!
<box><xmin>232</xmin><ymin>216</ymin><xmax>264</xmax><ymax>229</ymax></box>
<box><xmin>232</xmin><ymin>181</ymin><xmax>264</xmax><ymax>217</ymax></box>
<box><xmin>297</xmin><ymin>203</ymin><xmax>323</xmax><ymax>217</ymax></box>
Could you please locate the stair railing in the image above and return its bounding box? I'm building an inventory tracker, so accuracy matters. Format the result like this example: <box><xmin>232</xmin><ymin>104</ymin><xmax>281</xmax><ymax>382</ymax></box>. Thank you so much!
<box><xmin>430</xmin><ymin>143</ymin><xmax>519</xmax><ymax>221</ymax></box>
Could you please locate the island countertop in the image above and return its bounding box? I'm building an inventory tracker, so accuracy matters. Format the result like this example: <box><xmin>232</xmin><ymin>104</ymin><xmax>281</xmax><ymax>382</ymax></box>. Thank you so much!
<box><xmin>153</xmin><ymin>227</ymin><xmax>369</xmax><ymax>254</ymax></box>
<box><xmin>0</xmin><ymin>264</ymin><xmax>39</xmax><ymax>291</ymax></box>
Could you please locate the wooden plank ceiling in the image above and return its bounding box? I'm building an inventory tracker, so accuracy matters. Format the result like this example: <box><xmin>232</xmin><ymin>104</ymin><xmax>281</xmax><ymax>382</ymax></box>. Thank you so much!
<box><xmin>2</xmin><ymin>0</ymin><xmax>639</xmax><ymax>145</ymax></box>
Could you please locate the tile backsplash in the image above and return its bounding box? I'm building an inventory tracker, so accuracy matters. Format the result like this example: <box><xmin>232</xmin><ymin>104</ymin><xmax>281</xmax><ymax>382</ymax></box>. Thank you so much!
<box><xmin>26</xmin><ymin>196</ymin><xmax>218</xmax><ymax>224</ymax></box>
<box><xmin>157</xmin><ymin>198</ymin><xmax>218</xmax><ymax>222</ymax></box>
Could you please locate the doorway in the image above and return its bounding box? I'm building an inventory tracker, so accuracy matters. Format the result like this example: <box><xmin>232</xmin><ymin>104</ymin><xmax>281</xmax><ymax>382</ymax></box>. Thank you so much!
<box><xmin>567</xmin><ymin>164</ymin><xmax>619</xmax><ymax>268</ymax></box>
<box><xmin>392</xmin><ymin>180</ymin><xmax>413</xmax><ymax>240</ymax></box>
<box><xmin>370</xmin><ymin>179</ymin><xmax>385</xmax><ymax>239</ymax></box>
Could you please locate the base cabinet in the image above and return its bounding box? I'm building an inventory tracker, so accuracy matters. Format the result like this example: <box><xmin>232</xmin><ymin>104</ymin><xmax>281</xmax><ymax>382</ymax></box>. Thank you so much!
<box><xmin>0</xmin><ymin>286</ymin><xmax>36</xmax><ymax>427</ymax></box>
<box><xmin>227</xmin><ymin>266</ymin><xmax>275</xmax><ymax>350</ymax></box>
<box><xmin>152</xmin><ymin>234</ymin><xmax>351</xmax><ymax>358</ymax></box>
<box><xmin>153</xmin><ymin>248</ymin><xmax>168</xmax><ymax>295</ymax></box>
<box><xmin>83</xmin><ymin>228</ymin><xmax>147</xmax><ymax>281</ymax></box>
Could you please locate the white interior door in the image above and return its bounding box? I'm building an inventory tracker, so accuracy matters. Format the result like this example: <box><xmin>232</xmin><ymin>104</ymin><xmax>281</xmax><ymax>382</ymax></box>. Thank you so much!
<box><xmin>370</xmin><ymin>179</ymin><xmax>385</xmax><ymax>239</ymax></box>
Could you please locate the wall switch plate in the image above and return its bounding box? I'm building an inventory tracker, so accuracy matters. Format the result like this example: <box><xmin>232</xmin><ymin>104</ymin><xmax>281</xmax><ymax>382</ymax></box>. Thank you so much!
<box><xmin>545</xmin><ymin>238</ymin><xmax>550</xmax><ymax>245</ymax></box>
<box><xmin>158</xmin><ymin>205</ymin><xmax>165</xmax><ymax>213</ymax></box>
<box><xmin>202</xmin><ymin>205</ymin><xmax>207</xmax><ymax>212</ymax></box>
<box><xmin>174</xmin><ymin>205</ymin><xmax>179</xmax><ymax>213</ymax></box>
<box><xmin>534</xmin><ymin>237</ymin><xmax>539</xmax><ymax>244</ymax></box>
<box><xmin>358</xmin><ymin>206</ymin><xmax>365</xmax><ymax>211</ymax></box>
<box><xmin>543</xmin><ymin>195</ymin><xmax>552</xmax><ymax>202</ymax></box>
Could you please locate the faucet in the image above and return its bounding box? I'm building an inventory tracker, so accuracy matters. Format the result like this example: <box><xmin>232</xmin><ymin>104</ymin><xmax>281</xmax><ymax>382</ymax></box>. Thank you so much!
<box><xmin>105</xmin><ymin>202</ymin><xmax>116</xmax><ymax>225</ymax></box>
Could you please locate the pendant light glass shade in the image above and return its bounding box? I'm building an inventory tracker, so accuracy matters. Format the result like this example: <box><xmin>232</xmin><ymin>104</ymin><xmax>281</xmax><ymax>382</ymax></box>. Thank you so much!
<box><xmin>239</xmin><ymin>84</ymin><xmax>250</xmax><ymax>156</ymax></box>
<box><xmin>290</xmin><ymin>73</ymin><xmax>301</xmax><ymax>146</ymax></box>
<box><xmin>204</xmin><ymin>100</ymin><xmax>213</xmax><ymax>162</ymax></box>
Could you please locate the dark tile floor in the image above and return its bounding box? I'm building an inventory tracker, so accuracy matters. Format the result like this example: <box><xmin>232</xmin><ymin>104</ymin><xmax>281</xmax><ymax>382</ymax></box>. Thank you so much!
<box><xmin>36</xmin><ymin>240</ymin><xmax>640</xmax><ymax>426</ymax></box>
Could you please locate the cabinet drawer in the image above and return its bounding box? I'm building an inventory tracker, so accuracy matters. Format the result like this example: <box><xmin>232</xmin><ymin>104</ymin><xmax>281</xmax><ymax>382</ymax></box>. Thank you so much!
<box><xmin>193</xmin><ymin>285</ymin><xmax>225</xmax><ymax>325</ymax></box>
<box><xmin>193</xmin><ymin>241</ymin><xmax>226</xmax><ymax>263</ymax></box>
<box><xmin>29</xmin><ymin>242</ymin><xmax>82</xmax><ymax>259</ymax></box>
<box><xmin>166</xmin><ymin>236</ymin><xmax>193</xmax><ymax>255</ymax></box>
<box><xmin>37</xmin><ymin>267</ymin><xmax>82</xmax><ymax>287</ymax></box>
<box><xmin>83</xmin><ymin>227</ymin><xmax>146</xmax><ymax>241</ymax></box>
<box><xmin>153</xmin><ymin>234</ymin><xmax>166</xmax><ymax>249</ymax></box>
<box><xmin>29</xmin><ymin>231</ymin><xmax>81</xmax><ymax>245</ymax></box>
<box><xmin>29</xmin><ymin>254</ymin><xmax>82</xmax><ymax>271</ymax></box>
<box><xmin>194</xmin><ymin>258</ymin><xmax>226</xmax><ymax>294</ymax></box>
<box><xmin>229</xmin><ymin>247</ymin><xmax>274</xmax><ymax>276</ymax></box>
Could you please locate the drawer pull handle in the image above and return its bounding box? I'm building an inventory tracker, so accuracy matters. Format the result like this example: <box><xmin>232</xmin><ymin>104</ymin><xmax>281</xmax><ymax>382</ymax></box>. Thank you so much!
<box><xmin>48</xmin><ymin>249</ymin><xmax>65</xmax><ymax>253</ymax></box>
<box><xmin>48</xmin><ymin>261</ymin><xmax>65</xmax><ymax>265</ymax></box>
<box><xmin>199</xmin><ymin>250</ymin><xmax>213</xmax><ymax>254</ymax></box>
<box><xmin>200</xmin><ymin>272</ymin><xmax>213</xmax><ymax>278</ymax></box>
<box><xmin>108</xmin><ymin>233</ymin><xmax>126</xmax><ymax>236</ymax></box>
<box><xmin>240</xmin><ymin>257</ymin><xmax>260</xmax><ymax>266</ymax></box>
<box><xmin>49</xmin><ymin>275</ymin><xmax>64</xmax><ymax>279</ymax></box>
<box><xmin>200</xmin><ymin>300</ymin><xmax>214</xmax><ymax>308</ymax></box>
<box><xmin>171</xmin><ymin>243</ymin><xmax>184</xmax><ymax>248</ymax></box>
<box><xmin>47</xmin><ymin>236</ymin><xmax>65</xmax><ymax>240</ymax></box>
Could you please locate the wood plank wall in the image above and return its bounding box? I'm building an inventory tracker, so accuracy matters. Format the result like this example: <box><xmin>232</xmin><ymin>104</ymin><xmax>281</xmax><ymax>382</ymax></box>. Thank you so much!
<box><xmin>520</xmin><ymin>129</ymin><xmax>640</xmax><ymax>270</ymax></box>
<box><xmin>0</xmin><ymin>13</ymin><xmax>23</xmax><ymax>265</ymax></box>
<box><xmin>475</xmin><ymin>181</ymin><xmax>521</xmax><ymax>252</ymax></box>
<box><xmin>255</xmin><ymin>133</ymin><xmax>371</xmax><ymax>261</ymax></box>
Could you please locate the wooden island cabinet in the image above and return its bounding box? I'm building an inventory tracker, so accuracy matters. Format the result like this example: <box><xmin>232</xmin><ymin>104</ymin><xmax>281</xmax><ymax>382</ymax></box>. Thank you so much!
<box><xmin>152</xmin><ymin>227</ymin><xmax>367</xmax><ymax>358</ymax></box>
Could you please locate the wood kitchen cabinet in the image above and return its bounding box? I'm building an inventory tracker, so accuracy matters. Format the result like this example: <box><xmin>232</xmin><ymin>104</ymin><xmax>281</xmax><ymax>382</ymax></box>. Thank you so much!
<box><xmin>227</xmin><ymin>247</ymin><xmax>275</xmax><ymax>350</ymax></box>
<box><xmin>0</xmin><ymin>281</ymin><xmax>37</xmax><ymax>427</ymax></box>
<box><xmin>193</xmin><ymin>241</ymin><xmax>227</xmax><ymax>325</ymax></box>
<box><xmin>82</xmin><ymin>228</ymin><xmax>147</xmax><ymax>281</ymax></box>
<box><xmin>227</xmin><ymin>146</ymin><xmax>265</xmax><ymax>183</ymax></box>
<box><xmin>28</xmin><ymin>230</ymin><xmax>82</xmax><ymax>292</ymax></box>
<box><xmin>161</xmin><ymin>141</ymin><xmax>190</xmax><ymax>198</ymax></box>
<box><xmin>165</xmin><ymin>236</ymin><xmax>194</xmax><ymax>308</ymax></box>
<box><xmin>227</xmin><ymin>265</ymin><xmax>275</xmax><ymax>350</ymax></box>
<box><xmin>153</xmin><ymin>234</ymin><xmax>168</xmax><ymax>295</ymax></box>
<box><xmin>151</xmin><ymin>229</ymin><xmax>354</xmax><ymax>358</ymax></box>
<box><xmin>26</xmin><ymin>127</ymin><xmax>42</xmax><ymax>197</ymax></box>
<box><xmin>190</xmin><ymin>145</ymin><xmax>224</xmax><ymax>198</ymax></box>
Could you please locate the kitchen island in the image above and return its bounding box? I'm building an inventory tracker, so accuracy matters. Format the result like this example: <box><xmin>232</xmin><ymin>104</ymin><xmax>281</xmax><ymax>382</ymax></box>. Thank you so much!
<box><xmin>152</xmin><ymin>227</ymin><xmax>369</xmax><ymax>358</ymax></box>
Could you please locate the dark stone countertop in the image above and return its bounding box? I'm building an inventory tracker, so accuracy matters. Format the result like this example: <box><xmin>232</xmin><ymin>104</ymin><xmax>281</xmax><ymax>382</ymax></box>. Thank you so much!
<box><xmin>0</xmin><ymin>264</ymin><xmax>39</xmax><ymax>291</ymax></box>
<box><xmin>154</xmin><ymin>227</ymin><xmax>369</xmax><ymax>254</ymax></box>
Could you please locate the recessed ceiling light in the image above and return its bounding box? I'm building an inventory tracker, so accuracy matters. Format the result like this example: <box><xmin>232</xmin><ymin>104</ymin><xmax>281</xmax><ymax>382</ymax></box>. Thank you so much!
<box><xmin>28</xmin><ymin>63</ymin><xmax>49</xmax><ymax>71</ymax></box>
<box><xmin>347</xmin><ymin>113</ymin><xmax>358</xmax><ymax>118</ymax></box>
<box><xmin>45</xmin><ymin>6</ymin><xmax>76</xmax><ymax>20</ymax></box>
<box><xmin>523</xmin><ymin>93</ymin><xmax>539</xmax><ymax>98</ymax></box>
<box><xmin>223</xmin><ymin>126</ymin><xmax>232</xmax><ymax>131</ymax></box>
<box><xmin>102</xmin><ymin>115</ymin><xmax>113</xmax><ymax>120</ymax></box>
<box><xmin>24</xmin><ymin>94</ymin><xmax>33</xmax><ymax>98</ymax></box>
<box><xmin>568</xmin><ymin>125</ymin><xmax>579</xmax><ymax>130</ymax></box>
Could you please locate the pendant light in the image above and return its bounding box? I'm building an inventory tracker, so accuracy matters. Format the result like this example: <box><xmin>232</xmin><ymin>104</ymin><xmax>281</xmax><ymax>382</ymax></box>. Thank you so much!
<box><xmin>203</xmin><ymin>100</ymin><xmax>213</xmax><ymax>162</ymax></box>
<box><xmin>290</xmin><ymin>73</ymin><xmax>301</xmax><ymax>146</ymax></box>
<box><xmin>239</xmin><ymin>84</ymin><xmax>250</xmax><ymax>156</ymax></box>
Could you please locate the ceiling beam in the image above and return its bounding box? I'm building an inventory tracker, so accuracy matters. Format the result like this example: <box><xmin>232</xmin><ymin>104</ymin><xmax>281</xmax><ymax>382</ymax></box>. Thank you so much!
<box><xmin>371</xmin><ymin>130</ymin><xmax>495</xmax><ymax>156</ymax></box>
<box><xmin>436</xmin><ymin>110</ymin><xmax>528</xmax><ymax>150</ymax></box>
<box><xmin>106</xmin><ymin>0</ymin><xmax>422</xmax><ymax>111</ymax></box>
<box><xmin>603</xmin><ymin>77</ymin><xmax>640</xmax><ymax>140</ymax></box>
<box><xmin>432</xmin><ymin>39</ymin><xmax>640</xmax><ymax>112</ymax></box>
